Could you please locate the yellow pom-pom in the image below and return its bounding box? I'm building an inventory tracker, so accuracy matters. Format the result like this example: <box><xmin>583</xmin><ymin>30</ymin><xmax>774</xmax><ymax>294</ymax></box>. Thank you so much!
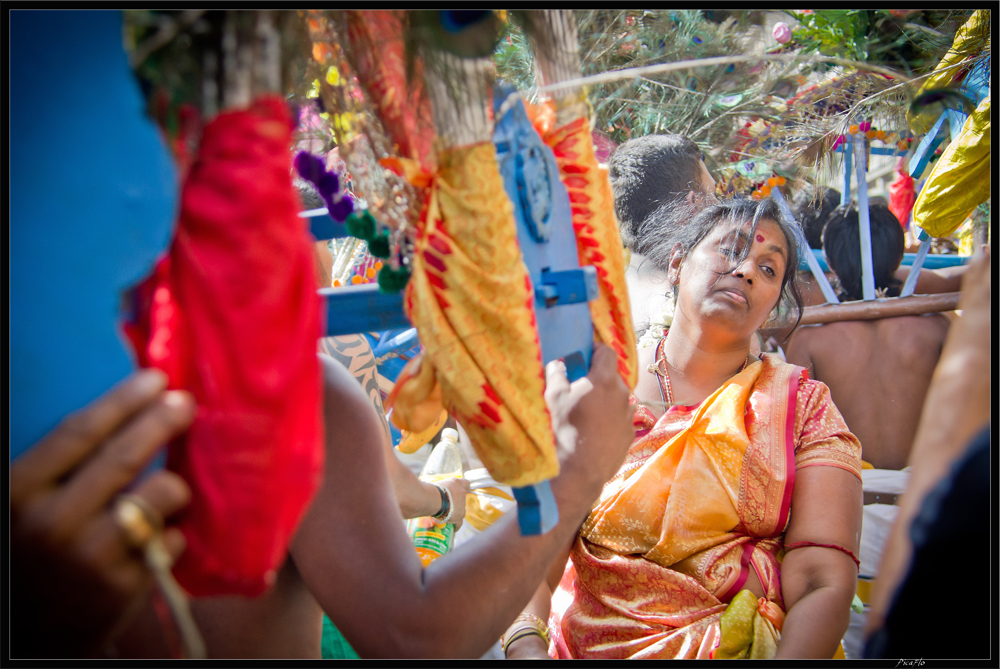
<box><xmin>351</xmin><ymin>275</ymin><xmax>364</xmax><ymax>284</ymax></box>
<box><xmin>848</xmin><ymin>125</ymin><xmax>859</xmax><ymax>135</ymax></box>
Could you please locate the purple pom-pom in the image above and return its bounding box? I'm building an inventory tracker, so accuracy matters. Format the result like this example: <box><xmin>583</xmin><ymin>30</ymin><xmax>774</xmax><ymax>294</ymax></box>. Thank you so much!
<box><xmin>294</xmin><ymin>151</ymin><xmax>326</xmax><ymax>183</ymax></box>
<box><xmin>316</xmin><ymin>172</ymin><xmax>340</xmax><ymax>199</ymax></box>
<box><xmin>329</xmin><ymin>197</ymin><xmax>355</xmax><ymax>222</ymax></box>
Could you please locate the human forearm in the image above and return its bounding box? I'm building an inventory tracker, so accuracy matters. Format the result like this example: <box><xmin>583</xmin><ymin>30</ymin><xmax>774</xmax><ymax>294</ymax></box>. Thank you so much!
<box><xmin>503</xmin><ymin>581</ymin><xmax>555</xmax><ymax>659</ymax></box>
<box><xmin>775</xmin><ymin>584</ymin><xmax>853</xmax><ymax>659</ymax></box>
<box><xmin>384</xmin><ymin>443</ymin><xmax>443</xmax><ymax>519</ymax></box>
<box><xmin>400</xmin><ymin>471</ymin><xmax>596</xmax><ymax>657</ymax></box>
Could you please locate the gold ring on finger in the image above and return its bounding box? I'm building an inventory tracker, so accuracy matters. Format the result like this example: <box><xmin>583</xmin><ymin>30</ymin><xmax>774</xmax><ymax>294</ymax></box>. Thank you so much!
<box><xmin>113</xmin><ymin>494</ymin><xmax>164</xmax><ymax>550</ymax></box>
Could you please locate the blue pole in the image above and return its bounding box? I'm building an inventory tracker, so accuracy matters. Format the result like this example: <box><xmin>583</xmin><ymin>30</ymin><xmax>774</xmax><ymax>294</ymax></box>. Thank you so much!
<box><xmin>853</xmin><ymin>134</ymin><xmax>876</xmax><ymax>300</ymax></box>
<box><xmin>900</xmin><ymin>230</ymin><xmax>932</xmax><ymax>298</ymax></box>
<box><xmin>842</xmin><ymin>143</ymin><xmax>852</xmax><ymax>206</ymax></box>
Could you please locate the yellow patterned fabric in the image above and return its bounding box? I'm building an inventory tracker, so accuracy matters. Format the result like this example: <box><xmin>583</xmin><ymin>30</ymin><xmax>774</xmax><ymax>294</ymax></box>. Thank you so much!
<box><xmin>907</xmin><ymin>10</ymin><xmax>989</xmax><ymax>136</ymax></box>
<box><xmin>912</xmin><ymin>95</ymin><xmax>991</xmax><ymax>239</ymax></box>
<box><xmin>402</xmin><ymin>141</ymin><xmax>558</xmax><ymax>487</ymax></box>
<box><xmin>543</xmin><ymin>117</ymin><xmax>638</xmax><ymax>389</ymax></box>
<box><xmin>549</xmin><ymin>355</ymin><xmax>861</xmax><ymax>659</ymax></box>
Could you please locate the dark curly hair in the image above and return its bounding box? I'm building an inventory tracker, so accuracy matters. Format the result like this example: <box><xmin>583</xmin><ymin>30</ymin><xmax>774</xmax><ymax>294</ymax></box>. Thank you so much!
<box><xmin>822</xmin><ymin>204</ymin><xmax>905</xmax><ymax>301</ymax></box>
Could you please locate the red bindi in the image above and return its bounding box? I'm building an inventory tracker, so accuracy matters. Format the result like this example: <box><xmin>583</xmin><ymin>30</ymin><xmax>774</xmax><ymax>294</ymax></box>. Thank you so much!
<box><xmin>756</xmin><ymin>234</ymin><xmax>765</xmax><ymax>243</ymax></box>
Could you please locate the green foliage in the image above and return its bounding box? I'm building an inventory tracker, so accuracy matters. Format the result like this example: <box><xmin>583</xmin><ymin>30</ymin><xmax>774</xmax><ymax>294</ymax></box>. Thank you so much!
<box><xmin>786</xmin><ymin>10</ymin><xmax>871</xmax><ymax>61</ymax></box>
<box><xmin>493</xmin><ymin>26</ymin><xmax>537</xmax><ymax>92</ymax></box>
<box><xmin>786</xmin><ymin>10</ymin><xmax>976</xmax><ymax>75</ymax></box>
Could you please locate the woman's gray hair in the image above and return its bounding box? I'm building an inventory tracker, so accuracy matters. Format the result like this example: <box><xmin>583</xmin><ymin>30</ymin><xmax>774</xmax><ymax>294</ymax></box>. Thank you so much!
<box><xmin>639</xmin><ymin>197</ymin><xmax>804</xmax><ymax>333</ymax></box>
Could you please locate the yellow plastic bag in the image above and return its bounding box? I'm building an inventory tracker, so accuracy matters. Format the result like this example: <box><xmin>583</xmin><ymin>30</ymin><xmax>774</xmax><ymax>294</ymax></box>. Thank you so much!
<box><xmin>907</xmin><ymin>10</ymin><xmax>989</xmax><ymax>136</ymax></box>
<box><xmin>912</xmin><ymin>95</ymin><xmax>990</xmax><ymax>239</ymax></box>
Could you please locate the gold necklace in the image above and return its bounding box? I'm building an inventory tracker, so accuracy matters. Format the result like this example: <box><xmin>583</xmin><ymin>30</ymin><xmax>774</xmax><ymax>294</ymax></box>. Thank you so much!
<box><xmin>648</xmin><ymin>346</ymin><xmax>749</xmax><ymax>406</ymax></box>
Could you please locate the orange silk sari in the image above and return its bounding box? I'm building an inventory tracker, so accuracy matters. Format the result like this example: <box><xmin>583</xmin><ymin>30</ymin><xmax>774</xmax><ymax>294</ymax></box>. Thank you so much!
<box><xmin>549</xmin><ymin>354</ymin><xmax>861</xmax><ymax>659</ymax></box>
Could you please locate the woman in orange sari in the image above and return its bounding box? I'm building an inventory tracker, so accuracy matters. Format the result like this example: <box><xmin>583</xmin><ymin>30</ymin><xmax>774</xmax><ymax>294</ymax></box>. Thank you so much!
<box><xmin>503</xmin><ymin>198</ymin><xmax>863</xmax><ymax>659</ymax></box>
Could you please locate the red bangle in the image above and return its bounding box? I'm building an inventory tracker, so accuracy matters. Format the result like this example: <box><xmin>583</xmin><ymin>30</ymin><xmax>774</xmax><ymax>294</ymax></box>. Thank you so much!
<box><xmin>784</xmin><ymin>541</ymin><xmax>860</xmax><ymax>571</ymax></box>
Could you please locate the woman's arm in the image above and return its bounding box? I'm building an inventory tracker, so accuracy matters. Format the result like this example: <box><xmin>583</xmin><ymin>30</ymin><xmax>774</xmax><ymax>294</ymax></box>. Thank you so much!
<box><xmin>776</xmin><ymin>465</ymin><xmax>862</xmax><ymax>659</ymax></box>
<box><xmin>503</xmin><ymin>541</ymin><xmax>574</xmax><ymax>659</ymax></box>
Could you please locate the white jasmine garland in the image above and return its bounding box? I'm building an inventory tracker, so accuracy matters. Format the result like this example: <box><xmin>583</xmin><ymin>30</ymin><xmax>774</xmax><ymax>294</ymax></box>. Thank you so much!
<box><xmin>637</xmin><ymin>295</ymin><xmax>676</xmax><ymax>349</ymax></box>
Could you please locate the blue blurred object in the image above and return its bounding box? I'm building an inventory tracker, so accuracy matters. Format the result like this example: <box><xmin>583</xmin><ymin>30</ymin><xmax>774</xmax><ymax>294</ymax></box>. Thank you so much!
<box><xmin>302</xmin><ymin>208</ymin><xmax>349</xmax><ymax>240</ymax></box>
<box><xmin>320</xmin><ymin>285</ymin><xmax>410</xmax><ymax>335</ymax></box>
<box><xmin>10</xmin><ymin>10</ymin><xmax>178</xmax><ymax>459</ymax></box>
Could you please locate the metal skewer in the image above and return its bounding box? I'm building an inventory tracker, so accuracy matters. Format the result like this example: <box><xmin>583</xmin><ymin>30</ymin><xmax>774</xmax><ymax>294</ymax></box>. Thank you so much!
<box><xmin>114</xmin><ymin>496</ymin><xmax>207</xmax><ymax>659</ymax></box>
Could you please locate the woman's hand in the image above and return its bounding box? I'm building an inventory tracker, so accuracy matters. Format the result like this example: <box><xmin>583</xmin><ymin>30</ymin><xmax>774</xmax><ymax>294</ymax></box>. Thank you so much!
<box><xmin>10</xmin><ymin>369</ymin><xmax>195</xmax><ymax>658</ymax></box>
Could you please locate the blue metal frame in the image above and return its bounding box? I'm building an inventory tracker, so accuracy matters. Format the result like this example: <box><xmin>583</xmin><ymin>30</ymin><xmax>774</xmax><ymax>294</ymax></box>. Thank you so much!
<box><xmin>301</xmin><ymin>208</ymin><xmax>348</xmax><ymax>240</ymax></box>
<box><xmin>899</xmin><ymin>237</ymin><xmax>933</xmax><ymax>297</ymax></box>
<box><xmin>798</xmin><ymin>248</ymin><xmax>967</xmax><ymax>273</ymax></box>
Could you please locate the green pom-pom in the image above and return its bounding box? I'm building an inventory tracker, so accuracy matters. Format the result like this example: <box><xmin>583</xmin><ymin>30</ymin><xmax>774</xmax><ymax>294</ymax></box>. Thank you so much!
<box><xmin>345</xmin><ymin>210</ymin><xmax>376</xmax><ymax>240</ymax></box>
<box><xmin>368</xmin><ymin>233</ymin><xmax>391</xmax><ymax>259</ymax></box>
<box><xmin>377</xmin><ymin>265</ymin><xmax>411</xmax><ymax>293</ymax></box>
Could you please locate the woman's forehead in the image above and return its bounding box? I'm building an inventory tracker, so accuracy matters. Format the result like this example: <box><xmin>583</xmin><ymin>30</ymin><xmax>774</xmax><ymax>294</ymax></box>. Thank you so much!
<box><xmin>709</xmin><ymin>217</ymin><xmax>787</xmax><ymax>249</ymax></box>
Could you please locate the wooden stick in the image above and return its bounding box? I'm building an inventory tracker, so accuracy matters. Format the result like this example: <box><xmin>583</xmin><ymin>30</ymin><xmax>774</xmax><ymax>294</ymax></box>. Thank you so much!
<box><xmin>799</xmin><ymin>292</ymin><xmax>961</xmax><ymax>326</ymax></box>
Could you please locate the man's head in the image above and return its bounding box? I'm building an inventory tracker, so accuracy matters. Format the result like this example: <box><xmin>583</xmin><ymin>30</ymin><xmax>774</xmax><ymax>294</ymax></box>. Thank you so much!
<box><xmin>792</xmin><ymin>187</ymin><xmax>841</xmax><ymax>250</ymax></box>
<box><xmin>823</xmin><ymin>204</ymin><xmax>904</xmax><ymax>301</ymax></box>
<box><xmin>608</xmin><ymin>133</ymin><xmax>715</xmax><ymax>254</ymax></box>
<box><xmin>294</xmin><ymin>178</ymin><xmax>325</xmax><ymax>210</ymax></box>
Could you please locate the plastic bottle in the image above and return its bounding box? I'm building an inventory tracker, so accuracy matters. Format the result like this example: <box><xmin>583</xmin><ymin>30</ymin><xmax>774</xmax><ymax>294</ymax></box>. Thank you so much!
<box><xmin>406</xmin><ymin>428</ymin><xmax>463</xmax><ymax>566</ymax></box>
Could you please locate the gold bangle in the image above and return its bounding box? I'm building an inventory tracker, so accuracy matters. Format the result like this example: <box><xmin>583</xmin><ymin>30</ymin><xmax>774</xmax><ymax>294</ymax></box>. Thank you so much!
<box><xmin>502</xmin><ymin>628</ymin><xmax>546</xmax><ymax>657</ymax></box>
<box><xmin>501</xmin><ymin>613</ymin><xmax>550</xmax><ymax>656</ymax></box>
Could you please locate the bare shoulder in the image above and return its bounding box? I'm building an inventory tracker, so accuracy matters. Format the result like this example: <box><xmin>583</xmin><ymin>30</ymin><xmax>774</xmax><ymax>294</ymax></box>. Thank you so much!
<box><xmin>319</xmin><ymin>351</ymin><xmax>371</xmax><ymax>402</ymax></box>
<box><xmin>786</xmin><ymin>321</ymin><xmax>870</xmax><ymax>359</ymax></box>
<box><xmin>873</xmin><ymin>314</ymin><xmax>951</xmax><ymax>358</ymax></box>
<box><xmin>317</xmin><ymin>353</ymin><xmax>386</xmax><ymax>452</ymax></box>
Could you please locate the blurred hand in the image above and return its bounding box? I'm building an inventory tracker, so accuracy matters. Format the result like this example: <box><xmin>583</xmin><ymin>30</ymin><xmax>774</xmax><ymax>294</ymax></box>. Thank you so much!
<box><xmin>438</xmin><ymin>476</ymin><xmax>472</xmax><ymax>531</ymax></box>
<box><xmin>545</xmin><ymin>343</ymin><xmax>635</xmax><ymax>496</ymax></box>
<box><xmin>960</xmin><ymin>244</ymin><xmax>990</xmax><ymax>320</ymax></box>
<box><xmin>10</xmin><ymin>370</ymin><xmax>195</xmax><ymax>658</ymax></box>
